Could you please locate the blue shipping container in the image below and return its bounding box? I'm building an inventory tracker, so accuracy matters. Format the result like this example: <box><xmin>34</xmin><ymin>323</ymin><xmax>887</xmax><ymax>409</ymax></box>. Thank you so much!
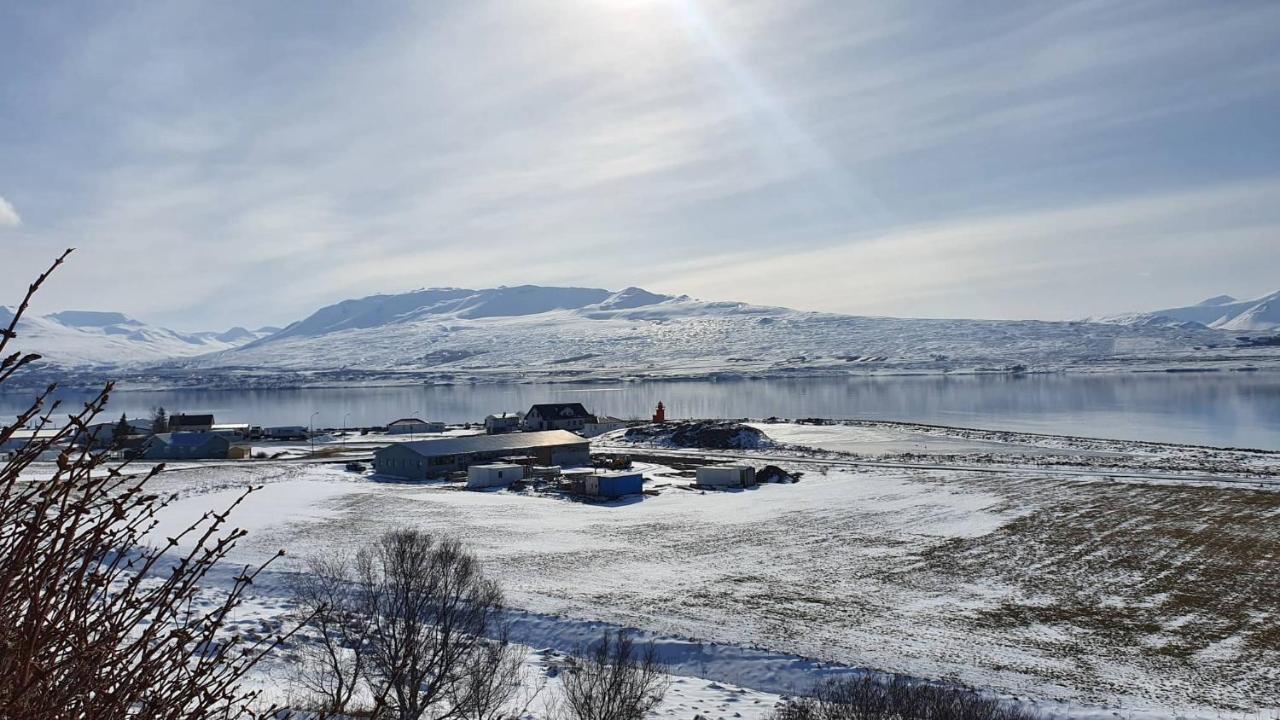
<box><xmin>594</xmin><ymin>473</ymin><xmax>643</xmax><ymax>498</ymax></box>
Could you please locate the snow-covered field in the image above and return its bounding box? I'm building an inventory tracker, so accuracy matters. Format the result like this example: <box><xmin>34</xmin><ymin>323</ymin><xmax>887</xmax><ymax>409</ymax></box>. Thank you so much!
<box><xmin>129</xmin><ymin>422</ymin><xmax>1280</xmax><ymax>719</ymax></box>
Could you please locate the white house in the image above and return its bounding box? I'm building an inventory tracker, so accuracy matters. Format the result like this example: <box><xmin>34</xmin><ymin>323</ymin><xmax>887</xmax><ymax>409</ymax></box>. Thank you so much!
<box><xmin>387</xmin><ymin>418</ymin><xmax>446</xmax><ymax>435</ymax></box>
<box><xmin>581</xmin><ymin>416</ymin><xmax>628</xmax><ymax>438</ymax></box>
<box><xmin>466</xmin><ymin>463</ymin><xmax>526</xmax><ymax>489</ymax></box>
<box><xmin>484</xmin><ymin>412</ymin><xmax>521</xmax><ymax>435</ymax></box>
<box><xmin>695</xmin><ymin>464</ymin><xmax>757</xmax><ymax>488</ymax></box>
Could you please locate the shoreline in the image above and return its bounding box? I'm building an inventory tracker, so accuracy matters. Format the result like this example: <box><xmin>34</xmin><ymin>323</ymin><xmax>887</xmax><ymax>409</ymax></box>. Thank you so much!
<box><xmin>8</xmin><ymin>359</ymin><xmax>1280</xmax><ymax>394</ymax></box>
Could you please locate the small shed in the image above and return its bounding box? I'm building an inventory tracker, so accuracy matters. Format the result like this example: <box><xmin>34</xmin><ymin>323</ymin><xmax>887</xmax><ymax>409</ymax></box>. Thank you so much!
<box><xmin>696</xmin><ymin>464</ymin><xmax>756</xmax><ymax>488</ymax></box>
<box><xmin>585</xmin><ymin>472</ymin><xmax>643</xmax><ymax>499</ymax></box>
<box><xmin>467</xmin><ymin>463</ymin><xmax>525</xmax><ymax>489</ymax></box>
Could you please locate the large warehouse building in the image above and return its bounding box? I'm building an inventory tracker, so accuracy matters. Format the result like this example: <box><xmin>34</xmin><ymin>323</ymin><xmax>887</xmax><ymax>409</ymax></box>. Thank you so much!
<box><xmin>373</xmin><ymin>430</ymin><xmax>590</xmax><ymax>480</ymax></box>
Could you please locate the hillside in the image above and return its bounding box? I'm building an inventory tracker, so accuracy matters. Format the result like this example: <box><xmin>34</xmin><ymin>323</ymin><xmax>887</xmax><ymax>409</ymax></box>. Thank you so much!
<box><xmin>0</xmin><ymin>306</ymin><xmax>274</xmax><ymax>368</ymax></box>
<box><xmin>135</xmin><ymin>285</ymin><xmax>1277</xmax><ymax>388</ymax></box>
<box><xmin>10</xmin><ymin>285</ymin><xmax>1277</xmax><ymax>389</ymax></box>
<box><xmin>1089</xmin><ymin>290</ymin><xmax>1280</xmax><ymax>332</ymax></box>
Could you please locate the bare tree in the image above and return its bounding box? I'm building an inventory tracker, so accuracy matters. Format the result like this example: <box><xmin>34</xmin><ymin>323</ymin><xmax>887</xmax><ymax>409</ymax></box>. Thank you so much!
<box><xmin>289</xmin><ymin>552</ymin><xmax>376</xmax><ymax>716</ymax></box>
<box><xmin>0</xmin><ymin>251</ymin><xmax>299</xmax><ymax>719</ymax></box>
<box><xmin>768</xmin><ymin>674</ymin><xmax>1043</xmax><ymax>720</ymax></box>
<box><xmin>554</xmin><ymin>631</ymin><xmax>670</xmax><ymax>720</ymax></box>
<box><xmin>349</xmin><ymin>529</ymin><xmax>514</xmax><ymax>720</ymax></box>
<box><xmin>445</xmin><ymin>624</ymin><xmax>533</xmax><ymax>720</ymax></box>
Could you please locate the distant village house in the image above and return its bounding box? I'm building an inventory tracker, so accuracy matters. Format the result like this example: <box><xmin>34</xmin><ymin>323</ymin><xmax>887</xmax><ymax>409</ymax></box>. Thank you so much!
<box><xmin>581</xmin><ymin>416</ymin><xmax>628</xmax><ymax>438</ymax></box>
<box><xmin>484</xmin><ymin>412</ymin><xmax>522</xmax><ymax>435</ymax></box>
<box><xmin>522</xmin><ymin>403</ymin><xmax>596</xmax><ymax>432</ymax></box>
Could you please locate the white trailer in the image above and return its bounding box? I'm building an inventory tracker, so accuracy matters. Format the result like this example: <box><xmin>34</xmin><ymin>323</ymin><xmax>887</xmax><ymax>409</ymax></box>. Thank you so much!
<box><xmin>695</xmin><ymin>464</ymin><xmax>756</xmax><ymax>488</ymax></box>
<box><xmin>466</xmin><ymin>463</ymin><xmax>525</xmax><ymax>489</ymax></box>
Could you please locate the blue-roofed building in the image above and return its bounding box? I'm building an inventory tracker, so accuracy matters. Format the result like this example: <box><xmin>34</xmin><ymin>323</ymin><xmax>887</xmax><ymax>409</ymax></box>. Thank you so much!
<box><xmin>143</xmin><ymin>432</ymin><xmax>231</xmax><ymax>460</ymax></box>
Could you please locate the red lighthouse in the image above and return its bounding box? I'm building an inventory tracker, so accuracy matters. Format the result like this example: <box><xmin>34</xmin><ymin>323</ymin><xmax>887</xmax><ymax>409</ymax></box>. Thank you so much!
<box><xmin>652</xmin><ymin>402</ymin><xmax>666</xmax><ymax>424</ymax></box>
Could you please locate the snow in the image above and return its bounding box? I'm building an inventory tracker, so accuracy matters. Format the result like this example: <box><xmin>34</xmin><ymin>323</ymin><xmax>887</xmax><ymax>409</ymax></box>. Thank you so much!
<box><xmin>1091</xmin><ymin>289</ymin><xmax>1280</xmax><ymax>332</ymax></box>
<box><xmin>10</xmin><ymin>286</ymin><xmax>1279</xmax><ymax>387</ymax></box>
<box><xmin>1219</xmin><ymin>296</ymin><xmax>1280</xmax><ymax>331</ymax></box>
<box><xmin>1</xmin><ymin>308</ymin><xmax>273</xmax><ymax>367</ymax></box>
<box><xmin>132</xmin><ymin>427</ymin><xmax>1280</xmax><ymax>718</ymax></box>
<box><xmin>138</xmin><ymin>286</ymin><xmax>1278</xmax><ymax>388</ymax></box>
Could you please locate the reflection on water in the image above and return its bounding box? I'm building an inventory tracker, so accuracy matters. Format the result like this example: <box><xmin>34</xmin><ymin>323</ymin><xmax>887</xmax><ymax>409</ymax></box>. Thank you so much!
<box><xmin>2</xmin><ymin>373</ymin><xmax>1277</xmax><ymax>450</ymax></box>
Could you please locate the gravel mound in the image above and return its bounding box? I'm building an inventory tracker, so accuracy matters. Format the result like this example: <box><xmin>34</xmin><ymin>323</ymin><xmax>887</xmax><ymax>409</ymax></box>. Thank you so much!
<box><xmin>623</xmin><ymin>421</ymin><xmax>773</xmax><ymax>450</ymax></box>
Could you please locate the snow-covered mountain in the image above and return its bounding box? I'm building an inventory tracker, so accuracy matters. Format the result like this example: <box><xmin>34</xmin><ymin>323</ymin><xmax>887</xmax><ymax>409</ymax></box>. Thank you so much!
<box><xmin>1089</xmin><ymin>291</ymin><xmax>1280</xmax><ymax>332</ymax></box>
<box><xmin>138</xmin><ymin>284</ymin><xmax>1276</xmax><ymax>387</ymax></box>
<box><xmin>0</xmin><ymin>307</ymin><xmax>276</xmax><ymax>368</ymax></box>
<box><xmin>11</xmin><ymin>285</ymin><xmax>1277</xmax><ymax>388</ymax></box>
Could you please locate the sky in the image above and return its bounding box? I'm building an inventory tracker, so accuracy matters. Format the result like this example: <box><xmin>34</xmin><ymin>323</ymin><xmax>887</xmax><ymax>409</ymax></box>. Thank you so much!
<box><xmin>1</xmin><ymin>0</ymin><xmax>1278</xmax><ymax>331</ymax></box>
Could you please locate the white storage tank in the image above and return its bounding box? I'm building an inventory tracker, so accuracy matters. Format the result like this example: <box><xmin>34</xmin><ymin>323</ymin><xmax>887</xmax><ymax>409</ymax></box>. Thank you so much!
<box><xmin>695</xmin><ymin>464</ymin><xmax>756</xmax><ymax>488</ymax></box>
<box><xmin>467</xmin><ymin>463</ymin><xmax>525</xmax><ymax>489</ymax></box>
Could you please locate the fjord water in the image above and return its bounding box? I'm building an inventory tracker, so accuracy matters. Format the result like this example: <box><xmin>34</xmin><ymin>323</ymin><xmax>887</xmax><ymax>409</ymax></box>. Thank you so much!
<box><xmin>3</xmin><ymin>372</ymin><xmax>1277</xmax><ymax>450</ymax></box>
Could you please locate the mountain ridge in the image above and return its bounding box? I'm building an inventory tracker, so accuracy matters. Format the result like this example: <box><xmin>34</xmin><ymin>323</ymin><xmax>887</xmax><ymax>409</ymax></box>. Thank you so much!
<box><xmin>147</xmin><ymin>284</ymin><xmax>1276</xmax><ymax>386</ymax></box>
<box><xmin>1088</xmin><ymin>290</ymin><xmax>1280</xmax><ymax>332</ymax></box>
<box><xmin>0</xmin><ymin>307</ymin><xmax>275</xmax><ymax>367</ymax></box>
<box><xmin>7</xmin><ymin>286</ymin><xmax>1277</xmax><ymax>382</ymax></box>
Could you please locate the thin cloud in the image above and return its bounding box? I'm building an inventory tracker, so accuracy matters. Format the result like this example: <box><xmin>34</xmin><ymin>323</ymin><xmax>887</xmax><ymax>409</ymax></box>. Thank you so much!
<box><xmin>1</xmin><ymin>2</ymin><xmax>1279</xmax><ymax>329</ymax></box>
<box><xmin>660</xmin><ymin>180</ymin><xmax>1280</xmax><ymax>321</ymax></box>
<box><xmin>0</xmin><ymin>196</ymin><xmax>19</xmax><ymax>227</ymax></box>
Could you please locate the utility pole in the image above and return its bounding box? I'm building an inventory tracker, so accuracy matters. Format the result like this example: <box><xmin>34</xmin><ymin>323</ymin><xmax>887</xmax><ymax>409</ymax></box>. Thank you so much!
<box><xmin>310</xmin><ymin>410</ymin><xmax>319</xmax><ymax>455</ymax></box>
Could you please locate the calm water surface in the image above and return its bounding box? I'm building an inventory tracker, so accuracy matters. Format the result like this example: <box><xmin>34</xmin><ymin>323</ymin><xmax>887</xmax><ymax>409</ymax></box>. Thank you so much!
<box><xmin>3</xmin><ymin>373</ymin><xmax>1277</xmax><ymax>450</ymax></box>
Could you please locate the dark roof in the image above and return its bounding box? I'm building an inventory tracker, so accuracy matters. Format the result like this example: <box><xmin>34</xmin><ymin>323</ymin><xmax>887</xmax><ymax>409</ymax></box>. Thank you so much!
<box><xmin>388</xmin><ymin>418</ymin><xmax>431</xmax><ymax>425</ymax></box>
<box><xmin>386</xmin><ymin>430</ymin><xmax>587</xmax><ymax>458</ymax></box>
<box><xmin>170</xmin><ymin>414</ymin><xmax>215</xmax><ymax>426</ymax></box>
<box><xmin>527</xmin><ymin>403</ymin><xmax>594</xmax><ymax>419</ymax></box>
<box><xmin>86</xmin><ymin>419</ymin><xmax>152</xmax><ymax>432</ymax></box>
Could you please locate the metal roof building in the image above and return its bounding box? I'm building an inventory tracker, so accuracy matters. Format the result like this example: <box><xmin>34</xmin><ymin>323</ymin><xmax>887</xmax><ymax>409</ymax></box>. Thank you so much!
<box><xmin>143</xmin><ymin>432</ymin><xmax>231</xmax><ymax>460</ymax></box>
<box><xmin>387</xmin><ymin>418</ymin><xmax>446</xmax><ymax>435</ymax></box>
<box><xmin>374</xmin><ymin>430</ymin><xmax>590</xmax><ymax>480</ymax></box>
